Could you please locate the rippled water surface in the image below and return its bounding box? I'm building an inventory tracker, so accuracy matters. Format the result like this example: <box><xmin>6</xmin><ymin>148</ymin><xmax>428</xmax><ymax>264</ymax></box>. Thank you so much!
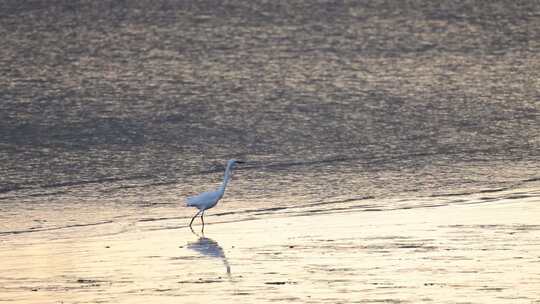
<box><xmin>0</xmin><ymin>0</ymin><xmax>539</xmax><ymax>239</ymax></box>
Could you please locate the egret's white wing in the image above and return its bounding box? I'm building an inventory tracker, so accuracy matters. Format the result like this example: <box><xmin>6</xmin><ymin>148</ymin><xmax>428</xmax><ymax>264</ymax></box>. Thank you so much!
<box><xmin>186</xmin><ymin>190</ymin><xmax>221</xmax><ymax>209</ymax></box>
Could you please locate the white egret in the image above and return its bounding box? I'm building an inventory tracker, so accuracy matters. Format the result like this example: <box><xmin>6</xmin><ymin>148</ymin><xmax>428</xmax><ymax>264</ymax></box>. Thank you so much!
<box><xmin>186</xmin><ymin>159</ymin><xmax>244</xmax><ymax>230</ymax></box>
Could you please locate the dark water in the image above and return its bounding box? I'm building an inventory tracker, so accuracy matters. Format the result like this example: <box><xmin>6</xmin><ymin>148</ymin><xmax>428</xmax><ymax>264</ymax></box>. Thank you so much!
<box><xmin>0</xmin><ymin>0</ymin><xmax>539</xmax><ymax>236</ymax></box>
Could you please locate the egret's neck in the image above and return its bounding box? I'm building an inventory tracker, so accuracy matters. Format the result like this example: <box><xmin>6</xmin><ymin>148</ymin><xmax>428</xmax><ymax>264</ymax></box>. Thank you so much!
<box><xmin>219</xmin><ymin>163</ymin><xmax>233</xmax><ymax>194</ymax></box>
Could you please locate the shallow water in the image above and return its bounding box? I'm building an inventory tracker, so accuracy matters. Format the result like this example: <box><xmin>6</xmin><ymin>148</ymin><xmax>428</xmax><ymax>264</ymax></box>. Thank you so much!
<box><xmin>1</xmin><ymin>187</ymin><xmax>539</xmax><ymax>303</ymax></box>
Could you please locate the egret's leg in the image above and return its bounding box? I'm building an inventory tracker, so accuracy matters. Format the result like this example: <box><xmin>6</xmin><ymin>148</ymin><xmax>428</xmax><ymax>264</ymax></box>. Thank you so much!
<box><xmin>189</xmin><ymin>210</ymin><xmax>201</xmax><ymax>227</ymax></box>
<box><xmin>201</xmin><ymin>211</ymin><xmax>205</xmax><ymax>232</ymax></box>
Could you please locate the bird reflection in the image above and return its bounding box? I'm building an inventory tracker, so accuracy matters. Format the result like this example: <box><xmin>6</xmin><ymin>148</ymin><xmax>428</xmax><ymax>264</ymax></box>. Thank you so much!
<box><xmin>187</xmin><ymin>228</ymin><xmax>232</xmax><ymax>279</ymax></box>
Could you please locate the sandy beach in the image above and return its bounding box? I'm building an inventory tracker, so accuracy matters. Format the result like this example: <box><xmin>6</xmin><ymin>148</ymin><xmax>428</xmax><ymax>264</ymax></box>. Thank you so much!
<box><xmin>1</xmin><ymin>184</ymin><xmax>539</xmax><ymax>303</ymax></box>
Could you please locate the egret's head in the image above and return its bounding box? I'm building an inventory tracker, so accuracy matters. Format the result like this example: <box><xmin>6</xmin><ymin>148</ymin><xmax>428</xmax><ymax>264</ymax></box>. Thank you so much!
<box><xmin>227</xmin><ymin>159</ymin><xmax>245</xmax><ymax>167</ymax></box>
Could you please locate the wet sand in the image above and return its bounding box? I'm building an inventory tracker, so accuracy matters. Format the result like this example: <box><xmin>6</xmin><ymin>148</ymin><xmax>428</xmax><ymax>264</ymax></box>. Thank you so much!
<box><xmin>1</xmin><ymin>188</ymin><xmax>539</xmax><ymax>303</ymax></box>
